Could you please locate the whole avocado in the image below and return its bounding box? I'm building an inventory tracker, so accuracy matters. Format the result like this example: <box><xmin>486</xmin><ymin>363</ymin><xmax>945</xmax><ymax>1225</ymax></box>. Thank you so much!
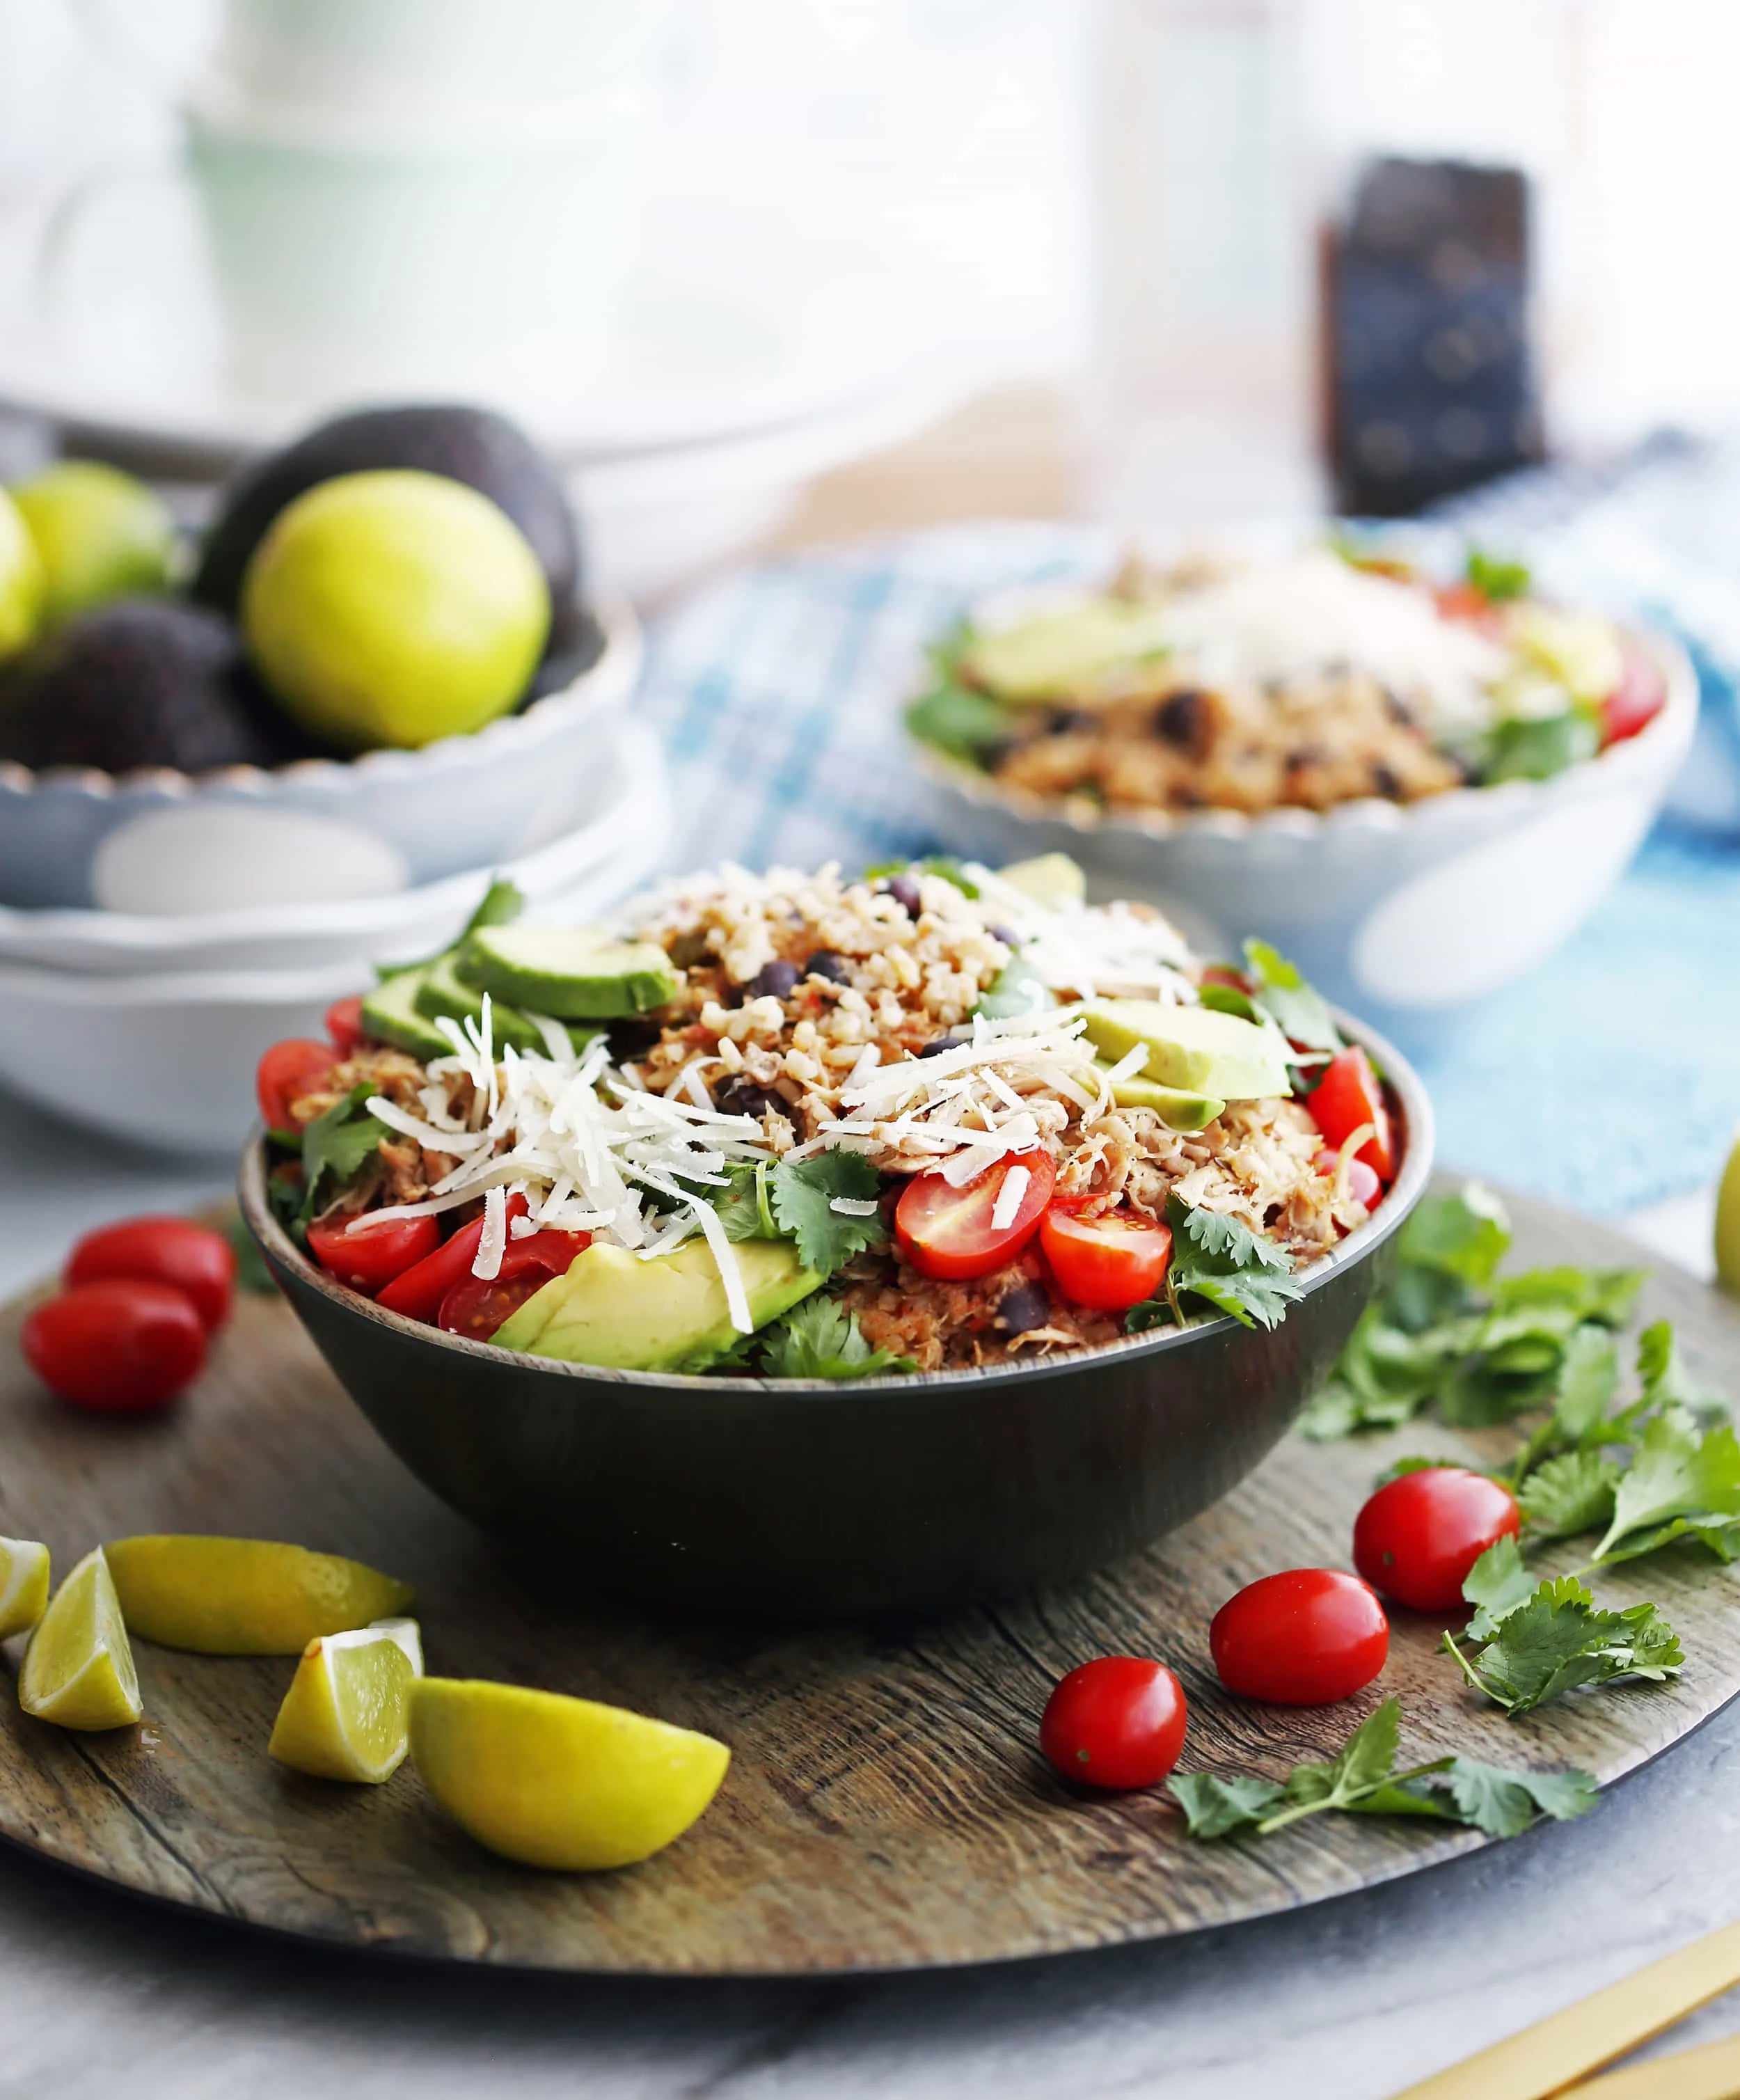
<box><xmin>193</xmin><ymin>404</ymin><xmax>582</xmax><ymax>627</ymax></box>
<box><xmin>0</xmin><ymin>598</ymin><xmax>311</xmax><ymax>773</ymax></box>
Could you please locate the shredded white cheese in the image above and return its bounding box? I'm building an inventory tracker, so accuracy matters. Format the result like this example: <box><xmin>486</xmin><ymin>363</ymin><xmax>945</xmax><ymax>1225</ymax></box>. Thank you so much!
<box><xmin>990</xmin><ymin>1165</ymin><xmax>1031</xmax><ymax>1231</ymax></box>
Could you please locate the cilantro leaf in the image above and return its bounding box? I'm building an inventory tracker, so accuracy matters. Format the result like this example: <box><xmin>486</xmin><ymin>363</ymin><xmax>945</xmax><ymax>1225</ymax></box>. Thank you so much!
<box><xmin>1462</xmin><ymin>1535</ymin><xmax>1538</xmax><ymax>1639</ymax></box>
<box><xmin>1170</xmin><ymin>1696</ymin><xmax>1595</xmax><ymax>1842</ymax></box>
<box><xmin>1241</xmin><ymin>939</ymin><xmax>1343</xmax><ymax>1055</ymax></box>
<box><xmin>296</xmin><ymin>1084</ymin><xmax>387</xmax><ymax>1232</ymax></box>
<box><xmin>905</xmin><ymin>676</ymin><xmax>1009</xmax><ymax>765</ymax></box>
<box><xmin>1197</xmin><ymin>981</ymin><xmax>1260</xmax><ymax>1023</ymax></box>
<box><xmin>1485</xmin><ymin>707</ymin><xmax>1602</xmax><ymax>784</ymax></box>
<box><xmin>1443</xmin><ymin>1575</ymin><xmax>1682</xmax><ymax>1715</ymax></box>
<box><xmin>1162</xmin><ymin>1199</ymin><xmax>1304</xmax><ymax>1332</ymax></box>
<box><xmin>1400</xmin><ymin>1184</ymin><xmax>1512</xmax><ymax>1287</ymax></box>
<box><xmin>1593</xmin><ymin>1410</ymin><xmax>1740</xmax><ymax>1564</ymax></box>
<box><xmin>1518</xmin><ymin>1449</ymin><xmax>1620</xmax><ymax>1540</ymax></box>
<box><xmin>1464</xmin><ymin>548</ymin><xmax>1532</xmax><ymax>601</ymax></box>
<box><xmin>1636</xmin><ymin>1319</ymin><xmax>1711</xmax><ymax>1413</ymax></box>
<box><xmin>707</xmin><ymin>1160</ymin><xmax>779</xmax><ymax>1243</ymax></box>
<box><xmin>759</xmin><ymin>1296</ymin><xmax>915</xmax><ymax>1380</ymax></box>
<box><xmin>224</xmin><ymin>1212</ymin><xmax>280</xmax><ymax>1296</ymax></box>
<box><xmin>768</xmin><ymin>1153</ymin><xmax>888</xmax><ymax>1277</ymax></box>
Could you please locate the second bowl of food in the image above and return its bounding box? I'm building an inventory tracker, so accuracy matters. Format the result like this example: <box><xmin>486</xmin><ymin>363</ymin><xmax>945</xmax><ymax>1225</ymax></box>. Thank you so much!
<box><xmin>907</xmin><ymin>529</ymin><xmax>1697</xmax><ymax>1032</ymax></box>
<box><xmin>242</xmin><ymin>853</ymin><xmax>1432</xmax><ymax>1617</ymax></box>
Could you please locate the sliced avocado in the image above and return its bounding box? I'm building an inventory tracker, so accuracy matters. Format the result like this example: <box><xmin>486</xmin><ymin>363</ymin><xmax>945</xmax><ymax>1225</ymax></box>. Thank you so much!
<box><xmin>1097</xmin><ymin>1064</ymin><xmax>1225</xmax><ymax>1130</ymax></box>
<box><xmin>1081</xmin><ymin>1000</ymin><xmax>1292</xmax><ymax>1100</ymax></box>
<box><xmin>456</xmin><ymin>924</ymin><xmax>681</xmax><ymax>1020</ymax></box>
<box><xmin>1506</xmin><ymin>605</ymin><xmax>1624</xmax><ymax>706</ymax></box>
<box><xmin>360</xmin><ymin>970</ymin><xmax>454</xmax><ymax>1060</ymax></box>
<box><xmin>414</xmin><ymin>950</ymin><xmax>564</xmax><ymax>1057</ymax></box>
<box><xmin>491</xmin><ymin>1238</ymin><xmax>821</xmax><ymax>1371</ymax></box>
<box><xmin>960</xmin><ymin>599</ymin><xmax>1173</xmax><ymax>705</ymax></box>
<box><xmin>997</xmin><ymin>852</ymin><xmax>1086</xmax><ymax>909</ymax></box>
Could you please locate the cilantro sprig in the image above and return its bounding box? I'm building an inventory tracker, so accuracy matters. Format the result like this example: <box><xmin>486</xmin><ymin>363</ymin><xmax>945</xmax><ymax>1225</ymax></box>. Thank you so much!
<box><xmin>1170</xmin><ymin>1697</ymin><xmax>1595</xmax><ymax>1842</ymax></box>
<box><xmin>292</xmin><ymin>1084</ymin><xmax>388</xmax><ymax>1235</ymax></box>
<box><xmin>759</xmin><ymin>1297</ymin><xmax>915</xmax><ymax>1380</ymax></box>
<box><xmin>699</xmin><ymin>1152</ymin><xmax>888</xmax><ymax>1280</ymax></box>
<box><xmin>1126</xmin><ymin>1199</ymin><xmax>1303</xmax><ymax>1334</ymax></box>
<box><xmin>1240</xmin><ymin>939</ymin><xmax>1343</xmax><ymax>1057</ymax></box>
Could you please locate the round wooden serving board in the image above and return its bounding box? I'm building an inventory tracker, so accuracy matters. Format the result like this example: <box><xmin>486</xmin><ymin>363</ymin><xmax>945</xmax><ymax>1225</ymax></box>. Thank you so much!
<box><xmin>0</xmin><ymin>1182</ymin><xmax>1737</xmax><ymax>1976</ymax></box>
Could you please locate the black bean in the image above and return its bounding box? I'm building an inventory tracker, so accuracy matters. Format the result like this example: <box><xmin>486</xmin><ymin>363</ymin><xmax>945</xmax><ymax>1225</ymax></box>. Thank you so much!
<box><xmin>995</xmin><ymin>1279</ymin><xmax>1051</xmax><ymax>1335</ymax></box>
<box><xmin>1153</xmin><ymin>688</ymin><xmax>1210</xmax><ymax>749</ymax></box>
<box><xmin>607</xmin><ymin>1018</ymin><xmax>663</xmax><ymax>1059</ymax></box>
<box><xmin>667</xmin><ymin>928</ymin><xmax>711</xmax><ymax>968</ymax></box>
<box><xmin>883</xmin><ymin>873</ymin><xmax>923</xmax><ymax>917</ymax></box>
<box><xmin>1371</xmin><ymin>762</ymin><xmax>1402</xmax><ymax>798</ymax></box>
<box><xmin>747</xmin><ymin>958</ymin><xmax>800</xmax><ymax>1000</ymax></box>
<box><xmin>917</xmin><ymin>1036</ymin><xmax>960</xmax><ymax>1058</ymax></box>
<box><xmin>1047</xmin><ymin>707</ymin><xmax>1098</xmax><ymax>735</ymax></box>
<box><xmin>714</xmin><ymin>1076</ymin><xmax>792</xmax><ymax>1124</ymax></box>
<box><xmin>805</xmin><ymin>949</ymin><xmax>853</xmax><ymax>984</ymax></box>
<box><xmin>986</xmin><ymin>924</ymin><xmax>1020</xmax><ymax>948</ymax></box>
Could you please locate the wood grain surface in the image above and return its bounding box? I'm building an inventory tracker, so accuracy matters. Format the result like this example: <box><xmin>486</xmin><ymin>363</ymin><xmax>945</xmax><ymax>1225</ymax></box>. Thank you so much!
<box><xmin>0</xmin><ymin>1183</ymin><xmax>1736</xmax><ymax>1977</ymax></box>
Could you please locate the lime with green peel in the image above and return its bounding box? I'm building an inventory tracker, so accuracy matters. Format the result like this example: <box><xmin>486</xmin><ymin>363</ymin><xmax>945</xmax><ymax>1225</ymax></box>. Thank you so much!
<box><xmin>0</xmin><ymin>1537</ymin><xmax>50</xmax><ymax>1641</ymax></box>
<box><xmin>1717</xmin><ymin>1132</ymin><xmax>1740</xmax><ymax>1298</ymax></box>
<box><xmin>10</xmin><ymin>462</ymin><xmax>177</xmax><ymax>626</ymax></box>
<box><xmin>19</xmin><ymin>1546</ymin><xmax>142</xmax><ymax>1731</ymax></box>
<box><xmin>104</xmin><ymin>1534</ymin><xmax>415</xmax><ymax>1654</ymax></box>
<box><xmin>0</xmin><ymin>489</ymin><xmax>45</xmax><ymax>658</ymax></box>
<box><xmin>409</xmin><ymin>1677</ymin><xmax>731</xmax><ymax>1870</ymax></box>
<box><xmin>239</xmin><ymin>468</ymin><xmax>551</xmax><ymax>751</ymax></box>
<box><xmin>268</xmin><ymin>1617</ymin><xmax>422</xmax><ymax>1783</ymax></box>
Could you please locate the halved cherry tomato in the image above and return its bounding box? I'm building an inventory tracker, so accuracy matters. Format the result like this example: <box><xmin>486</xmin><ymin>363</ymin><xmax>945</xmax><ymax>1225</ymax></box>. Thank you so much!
<box><xmin>1306</xmin><ymin>1045</ymin><xmax>1396</xmax><ymax>1182</ymax></box>
<box><xmin>438</xmin><ymin>1231</ymin><xmax>590</xmax><ymax>1341</ymax></box>
<box><xmin>307</xmin><ymin>1211</ymin><xmax>440</xmax><ymax>1295</ymax></box>
<box><xmin>1434</xmin><ymin>580</ymin><xmax>1498</xmax><ymax>627</ymax></box>
<box><xmin>894</xmin><ymin>1148</ymin><xmax>1055</xmax><ymax>1281</ymax></box>
<box><xmin>1039</xmin><ymin>1205</ymin><xmax>1172</xmax><ymax>1311</ymax></box>
<box><xmin>374</xmin><ymin>1195</ymin><xmax>530</xmax><ymax>1323</ymax></box>
<box><xmin>256</xmin><ymin>1038</ymin><xmax>337</xmax><ymax>1133</ymax></box>
<box><xmin>325</xmin><ymin>996</ymin><xmax>366</xmax><ymax>1057</ymax></box>
<box><xmin>1039</xmin><ymin>1656</ymin><xmax>1188</xmax><ymax>1791</ymax></box>
<box><xmin>1601</xmin><ymin>639</ymin><xmax>1666</xmax><ymax>746</ymax></box>
<box><xmin>1210</xmin><ymin>1569</ymin><xmax>1389</xmax><ymax>1704</ymax></box>
<box><xmin>1354</xmin><ymin>1467</ymin><xmax>1520</xmax><ymax>1613</ymax></box>
<box><xmin>1314</xmin><ymin>1147</ymin><xmax>1382</xmax><ymax>1212</ymax></box>
<box><xmin>23</xmin><ymin>1279</ymin><xmax>207</xmax><ymax>1412</ymax></box>
<box><xmin>65</xmin><ymin>1216</ymin><xmax>236</xmax><ymax>1334</ymax></box>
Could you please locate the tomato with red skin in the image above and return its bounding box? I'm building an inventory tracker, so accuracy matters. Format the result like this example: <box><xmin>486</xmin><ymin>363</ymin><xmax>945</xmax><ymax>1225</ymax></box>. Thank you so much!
<box><xmin>374</xmin><ymin>1197</ymin><xmax>528</xmax><ymax>1323</ymax></box>
<box><xmin>1434</xmin><ymin>580</ymin><xmax>1502</xmax><ymax>629</ymax></box>
<box><xmin>1039</xmin><ymin>1657</ymin><xmax>1189</xmax><ymax>1790</ymax></box>
<box><xmin>1306</xmin><ymin>1045</ymin><xmax>1396</xmax><ymax>1181</ymax></box>
<box><xmin>307</xmin><ymin>1211</ymin><xmax>441</xmax><ymax>1295</ymax></box>
<box><xmin>256</xmin><ymin>1038</ymin><xmax>337</xmax><ymax>1132</ymax></box>
<box><xmin>895</xmin><ymin>1148</ymin><xmax>1055</xmax><ymax>1281</ymax></box>
<box><xmin>1039</xmin><ymin>1206</ymin><xmax>1172</xmax><ymax>1311</ymax></box>
<box><xmin>325</xmin><ymin>996</ymin><xmax>366</xmax><ymax>1056</ymax></box>
<box><xmin>1601</xmin><ymin>639</ymin><xmax>1666</xmax><ymax>747</ymax></box>
<box><xmin>437</xmin><ymin>1231</ymin><xmax>591</xmax><ymax>1341</ymax></box>
<box><xmin>1353</xmin><ymin>1467</ymin><xmax>1521</xmax><ymax>1613</ymax></box>
<box><xmin>1210</xmin><ymin>1569</ymin><xmax>1389</xmax><ymax>1704</ymax></box>
<box><xmin>23</xmin><ymin>1279</ymin><xmax>207</xmax><ymax>1412</ymax></box>
<box><xmin>65</xmin><ymin>1215</ymin><xmax>236</xmax><ymax>1334</ymax></box>
<box><xmin>1315</xmin><ymin>1147</ymin><xmax>1382</xmax><ymax>1211</ymax></box>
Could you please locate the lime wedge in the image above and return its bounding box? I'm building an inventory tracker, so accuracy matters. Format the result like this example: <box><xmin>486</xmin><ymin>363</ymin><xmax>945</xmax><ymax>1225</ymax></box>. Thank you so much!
<box><xmin>104</xmin><ymin>1535</ymin><xmax>414</xmax><ymax>1655</ymax></box>
<box><xmin>19</xmin><ymin>1546</ymin><xmax>141</xmax><ymax>1730</ymax></box>
<box><xmin>408</xmin><ymin>1677</ymin><xmax>730</xmax><ymax>1871</ymax></box>
<box><xmin>0</xmin><ymin>1537</ymin><xmax>49</xmax><ymax>1640</ymax></box>
<box><xmin>1717</xmin><ymin>1133</ymin><xmax>1740</xmax><ymax>1298</ymax></box>
<box><xmin>268</xmin><ymin>1618</ymin><xmax>422</xmax><ymax>1783</ymax></box>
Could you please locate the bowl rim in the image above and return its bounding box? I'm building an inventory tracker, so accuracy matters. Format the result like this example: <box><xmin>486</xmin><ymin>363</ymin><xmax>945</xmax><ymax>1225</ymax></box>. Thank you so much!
<box><xmin>0</xmin><ymin>594</ymin><xmax>640</xmax><ymax>807</ymax></box>
<box><xmin>908</xmin><ymin>585</ymin><xmax>1699</xmax><ymax>852</ymax></box>
<box><xmin>238</xmin><ymin>1000</ymin><xmax>1437</xmax><ymax>1398</ymax></box>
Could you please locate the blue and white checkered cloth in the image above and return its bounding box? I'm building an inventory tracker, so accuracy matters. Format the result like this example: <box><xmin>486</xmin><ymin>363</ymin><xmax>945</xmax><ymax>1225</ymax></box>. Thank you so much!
<box><xmin>635</xmin><ymin>448</ymin><xmax>1740</xmax><ymax>1215</ymax></box>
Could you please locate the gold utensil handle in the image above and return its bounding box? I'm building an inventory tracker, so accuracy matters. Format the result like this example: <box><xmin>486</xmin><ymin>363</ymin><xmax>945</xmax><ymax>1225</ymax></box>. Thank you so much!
<box><xmin>1562</xmin><ymin>2030</ymin><xmax>1740</xmax><ymax>2100</ymax></box>
<box><xmin>1393</xmin><ymin>1921</ymin><xmax>1740</xmax><ymax>2100</ymax></box>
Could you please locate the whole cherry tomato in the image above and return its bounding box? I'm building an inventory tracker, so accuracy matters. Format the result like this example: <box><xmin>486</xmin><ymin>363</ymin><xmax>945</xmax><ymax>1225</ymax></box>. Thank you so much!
<box><xmin>438</xmin><ymin>1231</ymin><xmax>590</xmax><ymax>1341</ymax></box>
<box><xmin>1354</xmin><ymin>1467</ymin><xmax>1521</xmax><ymax>1613</ymax></box>
<box><xmin>374</xmin><ymin>1197</ymin><xmax>529</xmax><ymax>1323</ymax></box>
<box><xmin>307</xmin><ymin>1211</ymin><xmax>440</xmax><ymax>1295</ymax></box>
<box><xmin>1601</xmin><ymin>639</ymin><xmax>1666</xmax><ymax>746</ymax></box>
<box><xmin>23</xmin><ymin>1279</ymin><xmax>206</xmax><ymax>1412</ymax></box>
<box><xmin>1210</xmin><ymin>1569</ymin><xmax>1389</xmax><ymax>1704</ymax></box>
<box><xmin>256</xmin><ymin>1038</ymin><xmax>337</xmax><ymax>1132</ymax></box>
<box><xmin>1306</xmin><ymin>1045</ymin><xmax>1396</xmax><ymax>1181</ymax></box>
<box><xmin>894</xmin><ymin>1148</ymin><xmax>1055</xmax><ymax>1281</ymax></box>
<box><xmin>325</xmin><ymin>996</ymin><xmax>366</xmax><ymax>1057</ymax></box>
<box><xmin>1315</xmin><ymin>1148</ymin><xmax>1382</xmax><ymax>1211</ymax></box>
<box><xmin>1039</xmin><ymin>1657</ymin><xmax>1189</xmax><ymax>1791</ymax></box>
<box><xmin>65</xmin><ymin>1215</ymin><xmax>236</xmax><ymax>1334</ymax></box>
<box><xmin>1038</xmin><ymin>1205</ymin><xmax>1172</xmax><ymax>1311</ymax></box>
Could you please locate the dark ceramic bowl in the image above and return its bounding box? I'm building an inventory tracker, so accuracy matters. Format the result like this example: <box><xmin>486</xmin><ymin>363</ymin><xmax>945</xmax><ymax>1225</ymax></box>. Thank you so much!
<box><xmin>240</xmin><ymin>1013</ymin><xmax>1434</xmax><ymax>1618</ymax></box>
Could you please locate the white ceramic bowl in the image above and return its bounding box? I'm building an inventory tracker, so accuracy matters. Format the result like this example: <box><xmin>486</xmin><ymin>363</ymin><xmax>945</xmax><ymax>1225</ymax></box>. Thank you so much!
<box><xmin>917</xmin><ymin>632</ymin><xmax>1697</xmax><ymax>1044</ymax></box>
<box><xmin>0</xmin><ymin>717</ymin><xmax>667</xmax><ymax>975</ymax></box>
<box><xmin>0</xmin><ymin>732</ymin><xmax>672</xmax><ymax>1154</ymax></box>
<box><xmin>0</xmin><ymin>597</ymin><xmax>640</xmax><ymax>911</ymax></box>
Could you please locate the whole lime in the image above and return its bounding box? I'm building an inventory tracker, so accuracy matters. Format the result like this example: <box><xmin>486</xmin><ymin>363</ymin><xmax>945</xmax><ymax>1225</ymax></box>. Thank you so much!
<box><xmin>0</xmin><ymin>489</ymin><xmax>46</xmax><ymax>658</ymax></box>
<box><xmin>10</xmin><ymin>462</ymin><xmax>177</xmax><ymax>627</ymax></box>
<box><xmin>239</xmin><ymin>470</ymin><xmax>551</xmax><ymax>751</ymax></box>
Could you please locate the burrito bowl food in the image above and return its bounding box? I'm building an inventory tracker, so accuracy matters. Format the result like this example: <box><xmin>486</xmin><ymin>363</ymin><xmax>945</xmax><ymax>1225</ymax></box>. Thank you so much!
<box><xmin>257</xmin><ymin>856</ymin><xmax>1402</xmax><ymax>1377</ymax></box>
